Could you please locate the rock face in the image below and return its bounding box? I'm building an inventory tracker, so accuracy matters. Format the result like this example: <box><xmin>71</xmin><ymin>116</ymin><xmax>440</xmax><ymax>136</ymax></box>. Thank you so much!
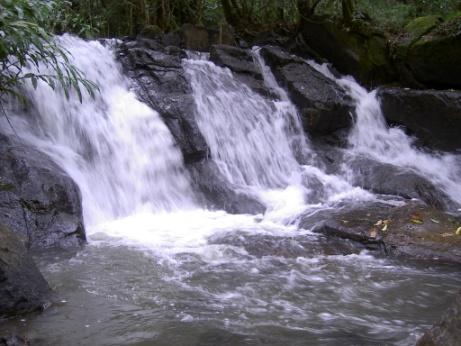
<box><xmin>378</xmin><ymin>87</ymin><xmax>461</xmax><ymax>152</ymax></box>
<box><xmin>347</xmin><ymin>156</ymin><xmax>454</xmax><ymax>210</ymax></box>
<box><xmin>260</xmin><ymin>46</ymin><xmax>354</xmax><ymax>136</ymax></box>
<box><xmin>0</xmin><ymin>135</ymin><xmax>85</xmax><ymax>249</ymax></box>
<box><xmin>118</xmin><ymin>38</ymin><xmax>209</xmax><ymax>164</ymax></box>
<box><xmin>416</xmin><ymin>291</ymin><xmax>461</xmax><ymax>346</ymax></box>
<box><xmin>209</xmin><ymin>45</ymin><xmax>271</xmax><ymax>96</ymax></box>
<box><xmin>300</xmin><ymin>201</ymin><xmax>461</xmax><ymax>264</ymax></box>
<box><xmin>0</xmin><ymin>224</ymin><xmax>50</xmax><ymax>317</ymax></box>
<box><xmin>117</xmin><ymin>38</ymin><xmax>265</xmax><ymax>214</ymax></box>
<box><xmin>392</xmin><ymin>16</ymin><xmax>461</xmax><ymax>89</ymax></box>
<box><xmin>299</xmin><ymin>17</ymin><xmax>395</xmax><ymax>86</ymax></box>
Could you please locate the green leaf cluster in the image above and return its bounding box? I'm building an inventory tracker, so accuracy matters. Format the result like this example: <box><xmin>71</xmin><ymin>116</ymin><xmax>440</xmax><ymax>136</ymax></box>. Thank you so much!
<box><xmin>0</xmin><ymin>0</ymin><xmax>98</xmax><ymax>105</ymax></box>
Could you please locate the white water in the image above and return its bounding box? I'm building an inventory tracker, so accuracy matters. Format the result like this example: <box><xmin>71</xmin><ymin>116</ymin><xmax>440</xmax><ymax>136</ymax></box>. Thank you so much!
<box><xmin>183</xmin><ymin>51</ymin><xmax>373</xmax><ymax>219</ymax></box>
<box><xmin>3</xmin><ymin>35</ymin><xmax>196</xmax><ymax>227</ymax></box>
<box><xmin>305</xmin><ymin>59</ymin><xmax>461</xmax><ymax>206</ymax></box>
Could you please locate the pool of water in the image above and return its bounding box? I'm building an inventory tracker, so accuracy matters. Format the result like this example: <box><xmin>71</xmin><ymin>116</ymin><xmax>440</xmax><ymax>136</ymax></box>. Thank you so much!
<box><xmin>3</xmin><ymin>220</ymin><xmax>460</xmax><ymax>346</ymax></box>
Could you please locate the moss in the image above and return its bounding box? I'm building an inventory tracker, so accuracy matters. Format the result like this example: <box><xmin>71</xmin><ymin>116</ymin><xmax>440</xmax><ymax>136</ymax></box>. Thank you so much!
<box><xmin>0</xmin><ymin>182</ymin><xmax>15</xmax><ymax>192</ymax></box>
<box><xmin>404</xmin><ymin>15</ymin><xmax>443</xmax><ymax>43</ymax></box>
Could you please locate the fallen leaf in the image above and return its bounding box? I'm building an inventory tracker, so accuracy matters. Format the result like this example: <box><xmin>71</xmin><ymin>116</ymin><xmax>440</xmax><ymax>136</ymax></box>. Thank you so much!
<box><xmin>456</xmin><ymin>227</ymin><xmax>461</xmax><ymax>236</ymax></box>
<box><xmin>411</xmin><ymin>219</ymin><xmax>423</xmax><ymax>224</ymax></box>
<box><xmin>382</xmin><ymin>224</ymin><xmax>388</xmax><ymax>232</ymax></box>
<box><xmin>374</xmin><ymin>220</ymin><xmax>383</xmax><ymax>226</ymax></box>
<box><xmin>442</xmin><ymin>232</ymin><xmax>454</xmax><ymax>238</ymax></box>
<box><xmin>430</xmin><ymin>218</ymin><xmax>440</xmax><ymax>224</ymax></box>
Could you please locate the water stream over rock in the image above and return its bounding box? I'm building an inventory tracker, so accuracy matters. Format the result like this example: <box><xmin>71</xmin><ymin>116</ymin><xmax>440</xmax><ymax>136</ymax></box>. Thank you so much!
<box><xmin>1</xmin><ymin>36</ymin><xmax>460</xmax><ymax>345</ymax></box>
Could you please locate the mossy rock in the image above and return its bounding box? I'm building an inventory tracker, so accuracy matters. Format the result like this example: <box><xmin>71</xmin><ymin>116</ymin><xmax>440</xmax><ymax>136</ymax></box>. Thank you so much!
<box><xmin>404</xmin><ymin>15</ymin><xmax>442</xmax><ymax>44</ymax></box>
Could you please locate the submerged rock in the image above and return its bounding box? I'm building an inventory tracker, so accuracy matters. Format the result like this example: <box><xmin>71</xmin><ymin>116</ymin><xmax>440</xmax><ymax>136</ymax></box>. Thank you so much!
<box><xmin>416</xmin><ymin>291</ymin><xmax>461</xmax><ymax>346</ymax></box>
<box><xmin>0</xmin><ymin>135</ymin><xmax>85</xmax><ymax>249</ymax></box>
<box><xmin>378</xmin><ymin>87</ymin><xmax>461</xmax><ymax>152</ymax></box>
<box><xmin>301</xmin><ymin>201</ymin><xmax>461</xmax><ymax>264</ymax></box>
<box><xmin>260</xmin><ymin>46</ymin><xmax>354</xmax><ymax>136</ymax></box>
<box><xmin>0</xmin><ymin>224</ymin><xmax>50</xmax><ymax>317</ymax></box>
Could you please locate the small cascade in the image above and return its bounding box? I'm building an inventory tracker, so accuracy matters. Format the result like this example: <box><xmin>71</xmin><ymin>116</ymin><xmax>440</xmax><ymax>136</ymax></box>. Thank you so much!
<box><xmin>340</xmin><ymin>77</ymin><xmax>461</xmax><ymax>206</ymax></box>
<box><xmin>183</xmin><ymin>55</ymin><xmax>302</xmax><ymax>189</ymax></box>
<box><xmin>2</xmin><ymin>35</ymin><xmax>196</xmax><ymax>226</ymax></box>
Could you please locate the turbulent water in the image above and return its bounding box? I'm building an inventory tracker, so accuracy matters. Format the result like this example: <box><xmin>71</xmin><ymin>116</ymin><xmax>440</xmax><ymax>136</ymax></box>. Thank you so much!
<box><xmin>2</xmin><ymin>36</ymin><xmax>461</xmax><ymax>346</ymax></box>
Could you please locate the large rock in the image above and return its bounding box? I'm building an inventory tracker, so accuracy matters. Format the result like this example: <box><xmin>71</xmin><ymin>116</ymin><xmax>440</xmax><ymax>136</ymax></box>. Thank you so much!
<box><xmin>188</xmin><ymin>161</ymin><xmax>265</xmax><ymax>215</ymax></box>
<box><xmin>0</xmin><ymin>224</ymin><xmax>50</xmax><ymax>317</ymax></box>
<box><xmin>117</xmin><ymin>38</ymin><xmax>209</xmax><ymax>164</ymax></box>
<box><xmin>0</xmin><ymin>135</ymin><xmax>85</xmax><ymax>249</ymax></box>
<box><xmin>260</xmin><ymin>46</ymin><xmax>354</xmax><ymax>136</ymax></box>
<box><xmin>416</xmin><ymin>291</ymin><xmax>461</xmax><ymax>346</ymax></box>
<box><xmin>378</xmin><ymin>87</ymin><xmax>461</xmax><ymax>152</ymax></box>
<box><xmin>347</xmin><ymin>156</ymin><xmax>454</xmax><ymax>210</ymax></box>
<box><xmin>391</xmin><ymin>16</ymin><xmax>461</xmax><ymax>89</ymax></box>
<box><xmin>300</xmin><ymin>201</ymin><xmax>461</xmax><ymax>264</ymax></box>
<box><xmin>209</xmin><ymin>45</ymin><xmax>271</xmax><ymax>97</ymax></box>
<box><xmin>299</xmin><ymin>16</ymin><xmax>396</xmax><ymax>86</ymax></box>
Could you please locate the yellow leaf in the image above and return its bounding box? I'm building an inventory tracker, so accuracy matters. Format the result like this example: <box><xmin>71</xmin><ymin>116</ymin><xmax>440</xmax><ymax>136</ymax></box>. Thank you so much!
<box><xmin>456</xmin><ymin>227</ymin><xmax>461</xmax><ymax>236</ymax></box>
<box><xmin>382</xmin><ymin>224</ymin><xmax>388</xmax><ymax>232</ymax></box>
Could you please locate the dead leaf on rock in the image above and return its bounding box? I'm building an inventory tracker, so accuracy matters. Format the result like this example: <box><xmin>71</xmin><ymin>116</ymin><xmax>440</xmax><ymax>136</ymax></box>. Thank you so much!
<box><xmin>369</xmin><ymin>228</ymin><xmax>378</xmax><ymax>239</ymax></box>
<box><xmin>456</xmin><ymin>227</ymin><xmax>461</xmax><ymax>236</ymax></box>
<box><xmin>442</xmin><ymin>232</ymin><xmax>454</xmax><ymax>238</ymax></box>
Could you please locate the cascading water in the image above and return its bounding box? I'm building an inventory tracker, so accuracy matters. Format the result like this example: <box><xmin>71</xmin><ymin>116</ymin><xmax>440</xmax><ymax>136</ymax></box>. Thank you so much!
<box><xmin>183</xmin><ymin>50</ymin><xmax>374</xmax><ymax>218</ymax></box>
<box><xmin>3</xmin><ymin>35</ymin><xmax>196</xmax><ymax>226</ymax></box>
<box><xmin>306</xmin><ymin>59</ymin><xmax>461</xmax><ymax>207</ymax></box>
<box><xmin>2</xmin><ymin>36</ymin><xmax>460</xmax><ymax>346</ymax></box>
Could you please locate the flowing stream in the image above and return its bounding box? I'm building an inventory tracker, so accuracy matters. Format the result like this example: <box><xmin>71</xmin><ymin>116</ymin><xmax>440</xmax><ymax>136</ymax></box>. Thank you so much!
<box><xmin>1</xmin><ymin>36</ymin><xmax>460</xmax><ymax>346</ymax></box>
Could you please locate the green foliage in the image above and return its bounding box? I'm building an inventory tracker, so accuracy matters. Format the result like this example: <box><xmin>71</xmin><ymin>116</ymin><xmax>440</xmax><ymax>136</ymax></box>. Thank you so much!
<box><xmin>0</xmin><ymin>0</ymin><xmax>97</xmax><ymax>104</ymax></box>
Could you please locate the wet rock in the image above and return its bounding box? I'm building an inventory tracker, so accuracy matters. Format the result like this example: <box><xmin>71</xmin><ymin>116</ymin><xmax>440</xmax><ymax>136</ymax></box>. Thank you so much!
<box><xmin>416</xmin><ymin>291</ymin><xmax>461</xmax><ymax>346</ymax></box>
<box><xmin>117</xmin><ymin>38</ymin><xmax>209</xmax><ymax>164</ymax></box>
<box><xmin>301</xmin><ymin>201</ymin><xmax>461</xmax><ymax>264</ymax></box>
<box><xmin>0</xmin><ymin>224</ymin><xmax>50</xmax><ymax>317</ymax></box>
<box><xmin>260</xmin><ymin>46</ymin><xmax>354</xmax><ymax>136</ymax></box>
<box><xmin>188</xmin><ymin>161</ymin><xmax>265</xmax><ymax>215</ymax></box>
<box><xmin>0</xmin><ymin>135</ymin><xmax>85</xmax><ymax>249</ymax></box>
<box><xmin>348</xmin><ymin>156</ymin><xmax>454</xmax><ymax>210</ymax></box>
<box><xmin>378</xmin><ymin>87</ymin><xmax>461</xmax><ymax>152</ymax></box>
<box><xmin>209</xmin><ymin>45</ymin><xmax>271</xmax><ymax>96</ymax></box>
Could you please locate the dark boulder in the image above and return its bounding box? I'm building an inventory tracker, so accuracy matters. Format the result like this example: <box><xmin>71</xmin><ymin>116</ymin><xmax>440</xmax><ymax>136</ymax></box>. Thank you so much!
<box><xmin>188</xmin><ymin>161</ymin><xmax>265</xmax><ymax>215</ymax></box>
<box><xmin>117</xmin><ymin>38</ymin><xmax>209</xmax><ymax>164</ymax></box>
<box><xmin>378</xmin><ymin>87</ymin><xmax>461</xmax><ymax>152</ymax></box>
<box><xmin>300</xmin><ymin>201</ymin><xmax>461</xmax><ymax>264</ymax></box>
<box><xmin>0</xmin><ymin>135</ymin><xmax>85</xmax><ymax>249</ymax></box>
<box><xmin>209</xmin><ymin>45</ymin><xmax>271</xmax><ymax>96</ymax></box>
<box><xmin>180</xmin><ymin>23</ymin><xmax>235</xmax><ymax>51</ymax></box>
<box><xmin>299</xmin><ymin>16</ymin><xmax>396</xmax><ymax>87</ymax></box>
<box><xmin>347</xmin><ymin>156</ymin><xmax>454</xmax><ymax>210</ymax></box>
<box><xmin>416</xmin><ymin>291</ymin><xmax>461</xmax><ymax>346</ymax></box>
<box><xmin>391</xmin><ymin>16</ymin><xmax>461</xmax><ymax>90</ymax></box>
<box><xmin>0</xmin><ymin>224</ymin><xmax>50</xmax><ymax>317</ymax></box>
<box><xmin>260</xmin><ymin>46</ymin><xmax>354</xmax><ymax>136</ymax></box>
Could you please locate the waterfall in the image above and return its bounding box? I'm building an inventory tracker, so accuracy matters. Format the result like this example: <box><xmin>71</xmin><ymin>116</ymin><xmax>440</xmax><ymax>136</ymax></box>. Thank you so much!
<box><xmin>2</xmin><ymin>35</ymin><xmax>196</xmax><ymax>227</ymax></box>
<box><xmin>183</xmin><ymin>51</ymin><xmax>374</xmax><ymax>216</ymax></box>
<box><xmin>183</xmin><ymin>55</ymin><xmax>302</xmax><ymax>189</ymax></box>
<box><xmin>340</xmin><ymin>77</ymin><xmax>461</xmax><ymax>206</ymax></box>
